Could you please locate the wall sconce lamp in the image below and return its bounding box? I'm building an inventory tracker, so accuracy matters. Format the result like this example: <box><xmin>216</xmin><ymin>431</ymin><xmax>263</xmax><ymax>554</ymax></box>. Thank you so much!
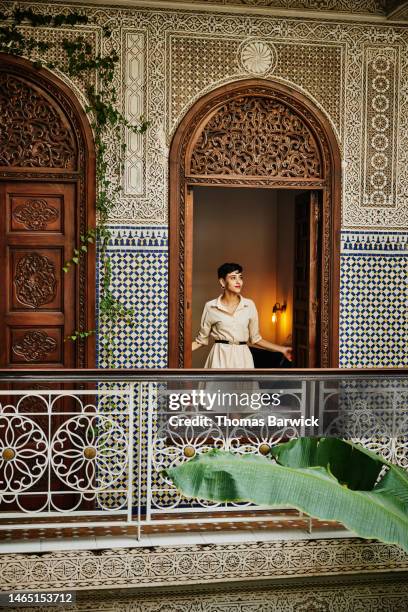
<box><xmin>272</xmin><ymin>302</ymin><xmax>286</xmax><ymax>324</ymax></box>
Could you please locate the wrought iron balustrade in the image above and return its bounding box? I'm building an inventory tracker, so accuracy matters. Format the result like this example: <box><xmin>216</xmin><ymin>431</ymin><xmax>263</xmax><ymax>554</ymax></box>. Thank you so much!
<box><xmin>0</xmin><ymin>368</ymin><xmax>406</xmax><ymax>539</ymax></box>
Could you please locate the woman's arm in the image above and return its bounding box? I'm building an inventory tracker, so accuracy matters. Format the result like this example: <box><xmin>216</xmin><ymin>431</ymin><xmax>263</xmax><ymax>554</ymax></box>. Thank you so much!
<box><xmin>248</xmin><ymin>301</ymin><xmax>292</xmax><ymax>361</ymax></box>
<box><xmin>192</xmin><ymin>304</ymin><xmax>211</xmax><ymax>351</ymax></box>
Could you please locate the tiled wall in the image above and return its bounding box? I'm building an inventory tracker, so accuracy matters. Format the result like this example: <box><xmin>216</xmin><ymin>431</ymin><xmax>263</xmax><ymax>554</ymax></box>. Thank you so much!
<box><xmin>340</xmin><ymin>231</ymin><xmax>408</xmax><ymax>368</ymax></box>
<box><xmin>96</xmin><ymin>227</ymin><xmax>168</xmax><ymax>369</ymax></box>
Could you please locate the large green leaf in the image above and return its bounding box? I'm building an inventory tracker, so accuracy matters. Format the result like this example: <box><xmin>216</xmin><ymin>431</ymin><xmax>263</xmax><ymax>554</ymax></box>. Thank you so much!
<box><xmin>164</xmin><ymin>448</ymin><xmax>408</xmax><ymax>552</ymax></box>
<box><xmin>374</xmin><ymin>463</ymin><xmax>408</xmax><ymax>513</ymax></box>
<box><xmin>271</xmin><ymin>437</ymin><xmax>384</xmax><ymax>490</ymax></box>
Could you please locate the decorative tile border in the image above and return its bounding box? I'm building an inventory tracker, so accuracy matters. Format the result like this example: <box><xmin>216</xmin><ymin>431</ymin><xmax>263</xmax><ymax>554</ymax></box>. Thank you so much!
<box><xmin>0</xmin><ymin>538</ymin><xmax>407</xmax><ymax>592</ymax></box>
<box><xmin>106</xmin><ymin>226</ymin><xmax>168</xmax><ymax>250</ymax></box>
<box><xmin>341</xmin><ymin>230</ymin><xmax>408</xmax><ymax>254</ymax></box>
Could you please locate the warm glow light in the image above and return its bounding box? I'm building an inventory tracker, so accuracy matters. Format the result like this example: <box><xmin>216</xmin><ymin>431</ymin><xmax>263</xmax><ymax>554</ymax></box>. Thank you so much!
<box><xmin>272</xmin><ymin>302</ymin><xmax>286</xmax><ymax>325</ymax></box>
<box><xmin>271</xmin><ymin>312</ymin><xmax>277</xmax><ymax>324</ymax></box>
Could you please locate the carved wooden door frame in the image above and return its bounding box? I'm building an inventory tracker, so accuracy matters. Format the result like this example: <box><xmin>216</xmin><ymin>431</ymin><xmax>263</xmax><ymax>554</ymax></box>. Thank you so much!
<box><xmin>169</xmin><ymin>79</ymin><xmax>341</xmax><ymax>368</ymax></box>
<box><xmin>0</xmin><ymin>54</ymin><xmax>96</xmax><ymax>368</ymax></box>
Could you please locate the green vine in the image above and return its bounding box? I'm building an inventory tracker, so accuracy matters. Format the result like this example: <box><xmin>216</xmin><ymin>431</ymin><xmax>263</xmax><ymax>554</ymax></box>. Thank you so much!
<box><xmin>0</xmin><ymin>7</ymin><xmax>149</xmax><ymax>363</ymax></box>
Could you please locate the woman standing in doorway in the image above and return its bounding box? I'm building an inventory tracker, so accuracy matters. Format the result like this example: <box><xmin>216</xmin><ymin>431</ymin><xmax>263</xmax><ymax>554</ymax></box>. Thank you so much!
<box><xmin>192</xmin><ymin>263</ymin><xmax>292</xmax><ymax>367</ymax></box>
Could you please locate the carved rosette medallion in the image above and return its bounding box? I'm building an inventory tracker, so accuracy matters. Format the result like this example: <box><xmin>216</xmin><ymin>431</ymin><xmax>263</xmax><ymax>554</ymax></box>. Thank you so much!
<box><xmin>238</xmin><ymin>39</ymin><xmax>277</xmax><ymax>76</ymax></box>
<box><xmin>190</xmin><ymin>96</ymin><xmax>322</xmax><ymax>177</ymax></box>
<box><xmin>12</xmin><ymin>331</ymin><xmax>57</xmax><ymax>362</ymax></box>
<box><xmin>0</xmin><ymin>73</ymin><xmax>76</xmax><ymax>168</ymax></box>
<box><xmin>13</xmin><ymin>199</ymin><xmax>59</xmax><ymax>230</ymax></box>
<box><xmin>14</xmin><ymin>253</ymin><xmax>57</xmax><ymax>308</ymax></box>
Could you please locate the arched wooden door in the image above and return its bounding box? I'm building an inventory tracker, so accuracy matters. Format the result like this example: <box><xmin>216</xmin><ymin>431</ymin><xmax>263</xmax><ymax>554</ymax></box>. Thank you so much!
<box><xmin>0</xmin><ymin>54</ymin><xmax>95</xmax><ymax>369</ymax></box>
<box><xmin>169</xmin><ymin>79</ymin><xmax>341</xmax><ymax>368</ymax></box>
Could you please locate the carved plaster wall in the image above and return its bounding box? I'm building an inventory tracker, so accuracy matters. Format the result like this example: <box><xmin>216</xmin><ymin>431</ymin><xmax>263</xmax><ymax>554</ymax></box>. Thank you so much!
<box><xmin>11</xmin><ymin>577</ymin><xmax>408</xmax><ymax>611</ymax></box>
<box><xmin>2</xmin><ymin>0</ymin><xmax>408</xmax><ymax>228</ymax></box>
<box><xmin>78</xmin><ymin>0</ymin><xmax>390</xmax><ymax>16</ymax></box>
<box><xmin>1</xmin><ymin>1</ymin><xmax>408</xmax><ymax>367</ymax></box>
<box><xmin>1</xmin><ymin>538</ymin><xmax>407</xmax><ymax>592</ymax></box>
<box><xmin>173</xmin><ymin>0</ymin><xmax>387</xmax><ymax>13</ymax></box>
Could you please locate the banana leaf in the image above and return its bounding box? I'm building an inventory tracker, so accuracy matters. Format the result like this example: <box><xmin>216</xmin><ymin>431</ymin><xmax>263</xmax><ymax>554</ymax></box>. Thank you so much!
<box><xmin>270</xmin><ymin>437</ymin><xmax>384</xmax><ymax>490</ymax></box>
<box><xmin>164</xmin><ymin>439</ymin><xmax>408</xmax><ymax>552</ymax></box>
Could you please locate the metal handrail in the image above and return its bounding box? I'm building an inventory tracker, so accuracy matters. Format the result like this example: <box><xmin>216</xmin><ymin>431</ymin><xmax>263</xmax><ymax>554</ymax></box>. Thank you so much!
<box><xmin>0</xmin><ymin>367</ymin><xmax>406</xmax><ymax>382</ymax></box>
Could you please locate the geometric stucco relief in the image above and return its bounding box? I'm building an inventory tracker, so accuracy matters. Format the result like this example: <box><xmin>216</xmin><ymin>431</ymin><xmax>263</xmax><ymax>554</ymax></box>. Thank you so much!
<box><xmin>6</xmin><ymin>0</ymin><xmax>408</xmax><ymax>227</ymax></box>
<box><xmin>144</xmin><ymin>1</ymin><xmax>387</xmax><ymax>15</ymax></box>
<box><xmin>123</xmin><ymin>31</ymin><xmax>146</xmax><ymax>198</ymax></box>
<box><xmin>124</xmin><ymin>14</ymin><xmax>408</xmax><ymax>228</ymax></box>
<box><xmin>21</xmin><ymin>579</ymin><xmax>408</xmax><ymax>611</ymax></box>
<box><xmin>15</xmin><ymin>24</ymin><xmax>98</xmax><ymax>110</ymax></box>
<box><xmin>362</xmin><ymin>46</ymin><xmax>399</xmax><ymax>210</ymax></box>
<box><xmin>1</xmin><ymin>538</ymin><xmax>407</xmax><ymax>592</ymax></box>
<box><xmin>5</xmin><ymin>578</ymin><xmax>408</xmax><ymax>610</ymax></box>
<box><xmin>168</xmin><ymin>35</ymin><xmax>344</xmax><ymax>139</ymax></box>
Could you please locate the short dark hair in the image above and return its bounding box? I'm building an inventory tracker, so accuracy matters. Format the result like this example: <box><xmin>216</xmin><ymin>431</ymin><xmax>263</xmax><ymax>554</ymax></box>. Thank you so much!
<box><xmin>217</xmin><ymin>262</ymin><xmax>243</xmax><ymax>279</ymax></box>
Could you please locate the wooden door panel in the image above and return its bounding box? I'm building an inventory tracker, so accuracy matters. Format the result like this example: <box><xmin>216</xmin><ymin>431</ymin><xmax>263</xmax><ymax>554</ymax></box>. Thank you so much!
<box><xmin>10</xmin><ymin>248</ymin><xmax>63</xmax><ymax>310</ymax></box>
<box><xmin>293</xmin><ymin>191</ymin><xmax>321</xmax><ymax>368</ymax></box>
<box><xmin>8</xmin><ymin>327</ymin><xmax>63</xmax><ymax>366</ymax></box>
<box><xmin>9</xmin><ymin>193</ymin><xmax>63</xmax><ymax>233</ymax></box>
<box><xmin>0</xmin><ymin>181</ymin><xmax>76</xmax><ymax>368</ymax></box>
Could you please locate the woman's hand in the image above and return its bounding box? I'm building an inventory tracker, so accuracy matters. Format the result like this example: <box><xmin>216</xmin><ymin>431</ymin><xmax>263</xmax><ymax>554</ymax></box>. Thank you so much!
<box><xmin>280</xmin><ymin>346</ymin><xmax>292</xmax><ymax>362</ymax></box>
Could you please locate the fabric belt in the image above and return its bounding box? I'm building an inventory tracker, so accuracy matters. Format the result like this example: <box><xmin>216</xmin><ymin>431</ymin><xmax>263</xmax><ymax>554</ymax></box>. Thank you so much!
<box><xmin>215</xmin><ymin>340</ymin><xmax>247</xmax><ymax>345</ymax></box>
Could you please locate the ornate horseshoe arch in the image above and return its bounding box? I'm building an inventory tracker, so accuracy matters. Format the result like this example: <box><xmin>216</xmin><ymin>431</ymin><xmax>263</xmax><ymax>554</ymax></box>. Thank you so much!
<box><xmin>169</xmin><ymin>79</ymin><xmax>341</xmax><ymax>368</ymax></box>
<box><xmin>0</xmin><ymin>54</ymin><xmax>96</xmax><ymax>368</ymax></box>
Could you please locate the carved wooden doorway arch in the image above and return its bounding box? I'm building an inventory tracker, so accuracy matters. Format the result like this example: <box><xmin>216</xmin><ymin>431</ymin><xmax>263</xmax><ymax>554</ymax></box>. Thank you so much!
<box><xmin>0</xmin><ymin>54</ymin><xmax>96</xmax><ymax>368</ymax></box>
<box><xmin>169</xmin><ymin>79</ymin><xmax>341</xmax><ymax>368</ymax></box>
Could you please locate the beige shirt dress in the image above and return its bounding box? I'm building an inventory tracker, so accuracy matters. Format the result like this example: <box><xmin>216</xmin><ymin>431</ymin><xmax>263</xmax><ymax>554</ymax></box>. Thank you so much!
<box><xmin>194</xmin><ymin>295</ymin><xmax>263</xmax><ymax>368</ymax></box>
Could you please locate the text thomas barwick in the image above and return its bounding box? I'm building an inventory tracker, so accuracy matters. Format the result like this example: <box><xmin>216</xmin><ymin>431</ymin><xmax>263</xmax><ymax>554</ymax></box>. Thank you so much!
<box><xmin>168</xmin><ymin>415</ymin><xmax>319</xmax><ymax>427</ymax></box>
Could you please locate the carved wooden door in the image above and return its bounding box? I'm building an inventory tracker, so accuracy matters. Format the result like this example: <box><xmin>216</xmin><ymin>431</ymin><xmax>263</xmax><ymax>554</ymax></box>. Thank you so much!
<box><xmin>0</xmin><ymin>56</ymin><xmax>95</xmax><ymax>369</ymax></box>
<box><xmin>0</xmin><ymin>181</ymin><xmax>76</xmax><ymax>368</ymax></box>
<box><xmin>292</xmin><ymin>191</ymin><xmax>321</xmax><ymax>368</ymax></box>
<box><xmin>0</xmin><ymin>181</ymin><xmax>93</xmax><ymax>512</ymax></box>
<box><xmin>0</xmin><ymin>56</ymin><xmax>96</xmax><ymax>515</ymax></box>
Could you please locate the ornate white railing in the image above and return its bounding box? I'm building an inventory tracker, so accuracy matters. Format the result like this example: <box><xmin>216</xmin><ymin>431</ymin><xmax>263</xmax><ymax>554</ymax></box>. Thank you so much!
<box><xmin>0</xmin><ymin>369</ymin><xmax>406</xmax><ymax>536</ymax></box>
<box><xmin>0</xmin><ymin>386</ymin><xmax>134</xmax><ymax>527</ymax></box>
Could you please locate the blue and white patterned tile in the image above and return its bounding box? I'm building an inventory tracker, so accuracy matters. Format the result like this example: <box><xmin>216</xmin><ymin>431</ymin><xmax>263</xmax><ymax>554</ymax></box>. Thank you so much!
<box><xmin>340</xmin><ymin>231</ymin><xmax>408</xmax><ymax>368</ymax></box>
<box><xmin>96</xmin><ymin>226</ymin><xmax>168</xmax><ymax>369</ymax></box>
<box><xmin>341</xmin><ymin>231</ymin><xmax>408</xmax><ymax>255</ymax></box>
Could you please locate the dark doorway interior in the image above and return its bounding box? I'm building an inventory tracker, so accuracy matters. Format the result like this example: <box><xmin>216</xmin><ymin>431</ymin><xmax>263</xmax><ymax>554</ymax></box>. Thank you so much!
<box><xmin>191</xmin><ymin>186</ymin><xmax>321</xmax><ymax>368</ymax></box>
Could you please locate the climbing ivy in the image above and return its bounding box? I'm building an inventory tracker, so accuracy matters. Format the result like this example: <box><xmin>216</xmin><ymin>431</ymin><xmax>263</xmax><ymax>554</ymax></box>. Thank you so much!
<box><xmin>0</xmin><ymin>7</ymin><xmax>149</xmax><ymax>363</ymax></box>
